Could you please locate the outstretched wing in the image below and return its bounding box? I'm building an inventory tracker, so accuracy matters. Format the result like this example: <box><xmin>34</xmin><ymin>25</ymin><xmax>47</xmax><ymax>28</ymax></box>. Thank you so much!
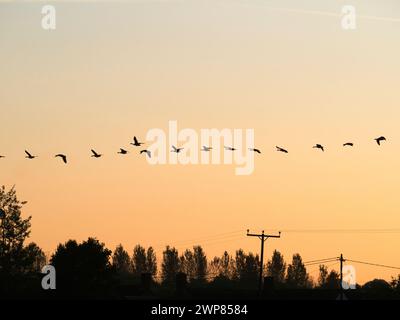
<box><xmin>276</xmin><ymin>146</ymin><xmax>287</xmax><ymax>153</ymax></box>
<box><xmin>134</xmin><ymin>136</ymin><xmax>139</xmax><ymax>144</ymax></box>
<box><xmin>25</xmin><ymin>150</ymin><xmax>32</xmax><ymax>157</ymax></box>
<box><xmin>55</xmin><ymin>154</ymin><xmax>67</xmax><ymax>163</ymax></box>
<box><xmin>140</xmin><ymin>150</ymin><xmax>151</xmax><ymax>158</ymax></box>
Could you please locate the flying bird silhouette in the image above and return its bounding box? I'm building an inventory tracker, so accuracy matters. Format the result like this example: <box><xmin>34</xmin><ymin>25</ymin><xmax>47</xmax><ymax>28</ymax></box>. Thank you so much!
<box><xmin>224</xmin><ymin>146</ymin><xmax>236</xmax><ymax>151</ymax></box>
<box><xmin>201</xmin><ymin>146</ymin><xmax>212</xmax><ymax>151</ymax></box>
<box><xmin>0</xmin><ymin>155</ymin><xmax>5</xmax><ymax>159</ymax></box>
<box><xmin>276</xmin><ymin>146</ymin><xmax>288</xmax><ymax>153</ymax></box>
<box><xmin>343</xmin><ymin>142</ymin><xmax>354</xmax><ymax>147</ymax></box>
<box><xmin>131</xmin><ymin>136</ymin><xmax>144</xmax><ymax>147</ymax></box>
<box><xmin>249</xmin><ymin>148</ymin><xmax>261</xmax><ymax>154</ymax></box>
<box><xmin>118</xmin><ymin>148</ymin><xmax>128</xmax><ymax>155</ymax></box>
<box><xmin>375</xmin><ymin>136</ymin><xmax>386</xmax><ymax>145</ymax></box>
<box><xmin>140</xmin><ymin>150</ymin><xmax>151</xmax><ymax>158</ymax></box>
<box><xmin>55</xmin><ymin>154</ymin><xmax>67</xmax><ymax>164</ymax></box>
<box><xmin>91</xmin><ymin>149</ymin><xmax>102</xmax><ymax>158</ymax></box>
<box><xmin>25</xmin><ymin>150</ymin><xmax>36</xmax><ymax>159</ymax></box>
<box><xmin>171</xmin><ymin>146</ymin><xmax>184</xmax><ymax>153</ymax></box>
<box><xmin>313</xmin><ymin>144</ymin><xmax>324</xmax><ymax>152</ymax></box>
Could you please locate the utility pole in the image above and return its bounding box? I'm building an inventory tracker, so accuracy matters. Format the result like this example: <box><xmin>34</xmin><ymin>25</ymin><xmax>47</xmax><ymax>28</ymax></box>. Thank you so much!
<box><xmin>247</xmin><ymin>229</ymin><xmax>281</xmax><ymax>293</ymax></box>
<box><xmin>339</xmin><ymin>253</ymin><xmax>345</xmax><ymax>300</ymax></box>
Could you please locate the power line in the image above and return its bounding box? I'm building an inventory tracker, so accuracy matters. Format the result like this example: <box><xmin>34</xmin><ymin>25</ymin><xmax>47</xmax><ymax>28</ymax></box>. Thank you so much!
<box><xmin>347</xmin><ymin>259</ymin><xmax>400</xmax><ymax>271</ymax></box>
<box><xmin>307</xmin><ymin>261</ymin><xmax>338</xmax><ymax>275</ymax></box>
<box><xmin>304</xmin><ymin>259</ymin><xmax>338</xmax><ymax>267</ymax></box>
<box><xmin>263</xmin><ymin>228</ymin><xmax>400</xmax><ymax>234</ymax></box>
<box><xmin>151</xmin><ymin>226</ymin><xmax>400</xmax><ymax>251</ymax></box>
<box><xmin>304</xmin><ymin>257</ymin><xmax>338</xmax><ymax>264</ymax></box>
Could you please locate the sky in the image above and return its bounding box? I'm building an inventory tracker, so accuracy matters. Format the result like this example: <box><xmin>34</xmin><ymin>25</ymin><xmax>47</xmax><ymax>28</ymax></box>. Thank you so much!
<box><xmin>1</xmin><ymin>0</ymin><xmax>400</xmax><ymax>284</ymax></box>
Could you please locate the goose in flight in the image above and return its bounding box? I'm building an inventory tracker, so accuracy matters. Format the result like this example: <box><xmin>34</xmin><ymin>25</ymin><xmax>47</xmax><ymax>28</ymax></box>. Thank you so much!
<box><xmin>276</xmin><ymin>146</ymin><xmax>288</xmax><ymax>153</ymax></box>
<box><xmin>131</xmin><ymin>136</ymin><xmax>144</xmax><ymax>147</ymax></box>
<box><xmin>91</xmin><ymin>149</ymin><xmax>102</xmax><ymax>158</ymax></box>
<box><xmin>201</xmin><ymin>146</ymin><xmax>212</xmax><ymax>152</ymax></box>
<box><xmin>118</xmin><ymin>148</ymin><xmax>128</xmax><ymax>155</ymax></box>
<box><xmin>171</xmin><ymin>146</ymin><xmax>184</xmax><ymax>153</ymax></box>
<box><xmin>313</xmin><ymin>144</ymin><xmax>324</xmax><ymax>152</ymax></box>
<box><xmin>55</xmin><ymin>154</ymin><xmax>67</xmax><ymax>164</ymax></box>
<box><xmin>224</xmin><ymin>146</ymin><xmax>236</xmax><ymax>151</ymax></box>
<box><xmin>25</xmin><ymin>150</ymin><xmax>36</xmax><ymax>159</ymax></box>
<box><xmin>249</xmin><ymin>148</ymin><xmax>261</xmax><ymax>154</ymax></box>
<box><xmin>375</xmin><ymin>136</ymin><xmax>386</xmax><ymax>145</ymax></box>
<box><xmin>0</xmin><ymin>155</ymin><xmax>5</xmax><ymax>159</ymax></box>
<box><xmin>140</xmin><ymin>150</ymin><xmax>151</xmax><ymax>158</ymax></box>
<box><xmin>343</xmin><ymin>142</ymin><xmax>354</xmax><ymax>147</ymax></box>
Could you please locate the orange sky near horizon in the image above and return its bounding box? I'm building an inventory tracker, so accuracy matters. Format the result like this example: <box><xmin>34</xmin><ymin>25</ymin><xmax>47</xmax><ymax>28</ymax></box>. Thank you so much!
<box><xmin>1</xmin><ymin>0</ymin><xmax>400</xmax><ymax>284</ymax></box>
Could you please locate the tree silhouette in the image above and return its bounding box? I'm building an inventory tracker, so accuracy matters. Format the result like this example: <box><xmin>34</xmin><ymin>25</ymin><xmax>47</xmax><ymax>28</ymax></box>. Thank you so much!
<box><xmin>233</xmin><ymin>249</ymin><xmax>259</xmax><ymax>283</ymax></box>
<box><xmin>180</xmin><ymin>249</ymin><xmax>196</xmax><ymax>280</ymax></box>
<box><xmin>363</xmin><ymin>279</ymin><xmax>392</xmax><ymax>295</ymax></box>
<box><xmin>193</xmin><ymin>246</ymin><xmax>207</xmax><ymax>282</ymax></box>
<box><xmin>325</xmin><ymin>270</ymin><xmax>340</xmax><ymax>289</ymax></box>
<box><xmin>180</xmin><ymin>246</ymin><xmax>207</xmax><ymax>282</ymax></box>
<box><xmin>0</xmin><ymin>186</ymin><xmax>32</xmax><ymax>276</ymax></box>
<box><xmin>233</xmin><ymin>249</ymin><xmax>246</xmax><ymax>280</ymax></box>
<box><xmin>112</xmin><ymin>244</ymin><xmax>131</xmax><ymax>274</ymax></box>
<box><xmin>208</xmin><ymin>256</ymin><xmax>221</xmax><ymax>277</ymax></box>
<box><xmin>20</xmin><ymin>242</ymin><xmax>46</xmax><ymax>273</ymax></box>
<box><xmin>244</xmin><ymin>253</ymin><xmax>259</xmax><ymax>282</ymax></box>
<box><xmin>286</xmin><ymin>253</ymin><xmax>312</xmax><ymax>288</ymax></box>
<box><xmin>222</xmin><ymin>251</ymin><xmax>234</xmax><ymax>278</ymax></box>
<box><xmin>390</xmin><ymin>274</ymin><xmax>400</xmax><ymax>292</ymax></box>
<box><xmin>317</xmin><ymin>264</ymin><xmax>328</xmax><ymax>288</ymax></box>
<box><xmin>161</xmin><ymin>246</ymin><xmax>180</xmax><ymax>285</ymax></box>
<box><xmin>363</xmin><ymin>279</ymin><xmax>391</xmax><ymax>290</ymax></box>
<box><xmin>132</xmin><ymin>245</ymin><xmax>147</xmax><ymax>276</ymax></box>
<box><xmin>50</xmin><ymin>237</ymin><xmax>113</xmax><ymax>295</ymax></box>
<box><xmin>146</xmin><ymin>246</ymin><xmax>157</xmax><ymax>278</ymax></box>
<box><xmin>318</xmin><ymin>264</ymin><xmax>340</xmax><ymax>289</ymax></box>
<box><xmin>208</xmin><ymin>252</ymin><xmax>234</xmax><ymax>280</ymax></box>
<box><xmin>132</xmin><ymin>244</ymin><xmax>157</xmax><ymax>279</ymax></box>
<box><xmin>266</xmin><ymin>250</ymin><xmax>286</xmax><ymax>285</ymax></box>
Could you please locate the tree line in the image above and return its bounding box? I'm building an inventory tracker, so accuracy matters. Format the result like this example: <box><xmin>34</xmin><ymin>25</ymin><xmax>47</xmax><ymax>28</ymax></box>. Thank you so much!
<box><xmin>1</xmin><ymin>185</ymin><xmax>400</xmax><ymax>298</ymax></box>
<box><xmin>111</xmin><ymin>243</ymin><xmax>337</xmax><ymax>289</ymax></box>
